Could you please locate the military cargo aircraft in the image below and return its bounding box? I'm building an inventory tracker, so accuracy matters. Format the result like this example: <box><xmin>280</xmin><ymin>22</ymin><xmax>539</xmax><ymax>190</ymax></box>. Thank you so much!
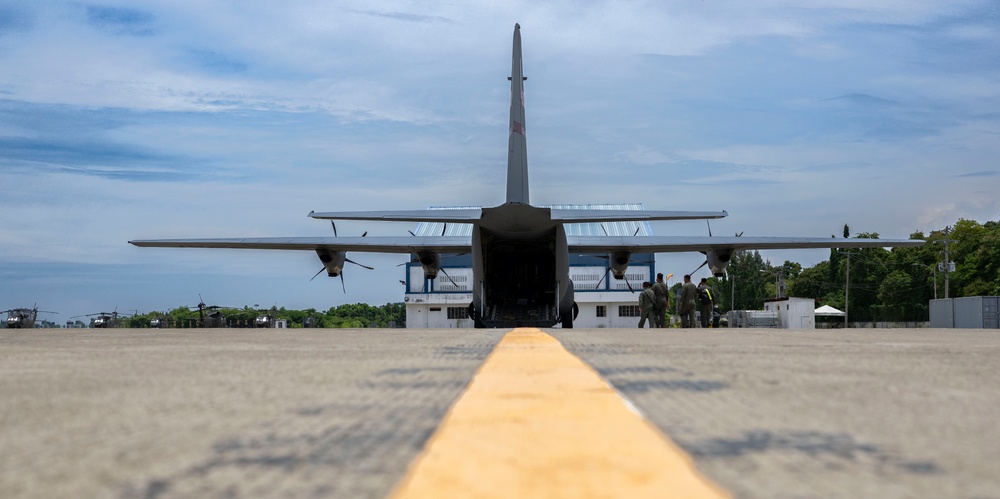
<box><xmin>131</xmin><ymin>24</ymin><xmax>924</xmax><ymax>328</ymax></box>
<box><xmin>3</xmin><ymin>306</ymin><xmax>57</xmax><ymax>329</ymax></box>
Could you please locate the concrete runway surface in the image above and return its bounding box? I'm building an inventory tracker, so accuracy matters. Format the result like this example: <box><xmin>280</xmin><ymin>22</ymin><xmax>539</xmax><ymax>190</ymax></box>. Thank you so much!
<box><xmin>1</xmin><ymin>328</ymin><xmax>998</xmax><ymax>498</ymax></box>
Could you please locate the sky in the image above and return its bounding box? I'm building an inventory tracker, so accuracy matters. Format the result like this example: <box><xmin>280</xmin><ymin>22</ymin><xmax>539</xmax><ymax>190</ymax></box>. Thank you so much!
<box><xmin>2</xmin><ymin>1</ymin><xmax>999</xmax><ymax>323</ymax></box>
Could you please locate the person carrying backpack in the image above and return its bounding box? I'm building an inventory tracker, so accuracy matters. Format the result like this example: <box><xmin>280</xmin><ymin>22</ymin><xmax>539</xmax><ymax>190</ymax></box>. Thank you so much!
<box><xmin>697</xmin><ymin>278</ymin><xmax>715</xmax><ymax>328</ymax></box>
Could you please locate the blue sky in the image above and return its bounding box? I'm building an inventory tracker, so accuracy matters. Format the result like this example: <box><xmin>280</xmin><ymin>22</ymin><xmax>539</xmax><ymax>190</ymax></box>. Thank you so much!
<box><xmin>2</xmin><ymin>1</ymin><xmax>998</xmax><ymax>322</ymax></box>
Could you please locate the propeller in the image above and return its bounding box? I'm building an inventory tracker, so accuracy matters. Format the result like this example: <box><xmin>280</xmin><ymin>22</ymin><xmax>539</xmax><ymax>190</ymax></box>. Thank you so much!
<box><xmin>311</xmin><ymin>223</ymin><xmax>374</xmax><ymax>291</ymax></box>
<box><xmin>689</xmin><ymin>223</ymin><xmax>743</xmax><ymax>276</ymax></box>
<box><xmin>594</xmin><ymin>266</ymin><xmax>635</xmax><ymax>293</ymax></box>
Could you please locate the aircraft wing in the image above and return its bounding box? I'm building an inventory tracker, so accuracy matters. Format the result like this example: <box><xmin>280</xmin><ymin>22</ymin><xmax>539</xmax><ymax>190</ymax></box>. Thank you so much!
<box><xmin>551</xmin><ymin>209</ymin><xmax>728</xmax><ymax>222</ymax></box>
<box><xmin>129</xmin><ymin>236</ymin><xmax>472</xmax><ymax>253</ymax></box>
<box><xmin>567</xmin><ymin>235</ymin><xmax>924</xmax><ymax>253</ymax></box>
<box><xmin>308</xmin><ymin>209</ymin><xmax>483</xmax><ymax>222</ymax></box>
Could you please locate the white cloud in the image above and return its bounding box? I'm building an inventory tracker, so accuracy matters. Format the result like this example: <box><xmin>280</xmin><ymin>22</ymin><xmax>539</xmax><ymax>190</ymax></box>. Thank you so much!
<box><xmin>1</xmin><ymin>0</ymin><xmax>997</xmax><ymax>319</ymax></box>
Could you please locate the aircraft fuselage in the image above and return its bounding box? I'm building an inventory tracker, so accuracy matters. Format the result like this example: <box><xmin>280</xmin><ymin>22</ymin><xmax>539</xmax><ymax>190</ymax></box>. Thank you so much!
<box><xmin>470</xmin><ymin>203</ymin><xmax>574</xmax><ymax>328</ymax></box>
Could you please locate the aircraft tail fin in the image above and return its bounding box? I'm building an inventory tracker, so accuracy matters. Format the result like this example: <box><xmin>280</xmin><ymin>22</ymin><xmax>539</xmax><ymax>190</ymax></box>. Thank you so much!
<box><xmin>506</xmin><ymin>23</ymin><xmax>529</xmax><ymax>204</ymax></box>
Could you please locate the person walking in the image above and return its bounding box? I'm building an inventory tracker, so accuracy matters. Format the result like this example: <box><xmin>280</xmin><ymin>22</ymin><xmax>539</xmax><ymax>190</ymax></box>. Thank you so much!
<box><xmin>638</xmin><ymin>281</ymin><xmax>657</xmax><ymax>328</ymax></box>
<box><xmin>652</xmin><ymin>273</ymin><xmax>670</xmax><ymax>328</ymax></box>
<box><xmin>698</xmin><ymin>277</ymin><xmax>715</xmax><ymax>328</ymax></box>
<box><xmin>679</xmin><ymin>275</ymin><xmax>698</xmax><ymax>328</ymax></box>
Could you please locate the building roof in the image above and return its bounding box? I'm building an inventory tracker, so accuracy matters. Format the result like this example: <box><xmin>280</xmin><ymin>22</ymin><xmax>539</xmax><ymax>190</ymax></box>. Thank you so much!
<box><xmin>412</xmin><ymin>204</ymin><xmax>654</xmax><ymax>237</ymax></box>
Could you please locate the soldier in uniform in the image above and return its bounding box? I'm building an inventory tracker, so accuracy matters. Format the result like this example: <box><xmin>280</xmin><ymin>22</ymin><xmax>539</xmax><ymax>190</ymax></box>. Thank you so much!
<box><xmin>638</xmin><ymin>281</ymin><xmax>657</xmax><ymax>328</ymax></box>
<box><xmin>698</xmin><ymin>277</ymin><xmax>715</xmax><ymax>328</ymax></box>
<box><xmin>679</xmin><ymin>275</ymin><xmax>698</xmax><ymax>328</ymax></box>
<box><xmin>652</xmin><ymin>272</ymin><xmax>670</xmax><ymax>328</ymax></box>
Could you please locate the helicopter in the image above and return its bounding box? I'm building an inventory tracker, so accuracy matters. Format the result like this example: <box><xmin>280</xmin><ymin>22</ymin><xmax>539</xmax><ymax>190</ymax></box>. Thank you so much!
<box><xmin>70</xmin><ymin>308</ymin><xmax>124</xmax><ymax>328</ymax></box>
<box><xmin>3</xmin><ymin>305</ymin><xmax>57</xmax><ymax>329</ymax></box>
<box><xmin>149</xmin><ymin>314</ymin><xmax>168</xmax><ymax>329</ymax></box>
<box><xmin>254</xmin><ymin>305</ymin><xmax>279</xmax><ymax>328</ymax></box>
<box><xmin>302</xmin><ymin>312</ymin><xmax>319</xmax><ymax>328</ymax></box>
<box><xmin>191</xmin><ymin>296</ymin><xmax>232</xmax><ymax>328</ymax></box>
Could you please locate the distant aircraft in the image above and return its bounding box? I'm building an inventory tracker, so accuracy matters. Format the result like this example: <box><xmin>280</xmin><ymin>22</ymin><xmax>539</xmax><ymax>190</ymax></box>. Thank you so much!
<box><xmin>131</xmin><ymin>24</ymin><xmax>924</xmax><ymax>328</ymax></box>
<box><xmin>70</xmin><ymin>309</ymin><xmax>123</xmax><ymax>328</ymax></box>
<box><xmin>3</xmin><ymin>305</ymin><xmax>57</xmax><ymax>329</ymax></box>
<box><xmin>255</xmin><ymin>306</ymin><xmax>279</xmax><ymax>328</ymax></box>
<box><xmin>190</xmin><ymin>296</ymin><xmax>230</xmax><ymax>328</ymax></box>
<box><xmin>149</xmin><ymin>314</ymin><xmax>167</xmax><ymax>329</ymax></box>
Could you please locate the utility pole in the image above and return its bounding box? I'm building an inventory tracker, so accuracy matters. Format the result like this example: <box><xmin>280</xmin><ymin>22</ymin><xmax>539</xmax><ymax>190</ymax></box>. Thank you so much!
<box><xmin>943</xmin><ymin>226</ymin><xmax>952</xmax><ymax>299</ymax></box>
<box><xmin>731</xmin><ymin>273</ymin><xmax>736</xmax><ymax>313</ymax></box>
<box><xmin>843</xmin><ymin>251</ymin><xmax>857</xmax><ymax>328</ymax></box>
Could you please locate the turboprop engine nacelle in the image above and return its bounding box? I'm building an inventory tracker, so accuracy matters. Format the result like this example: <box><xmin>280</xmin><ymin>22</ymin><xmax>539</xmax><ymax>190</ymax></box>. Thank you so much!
<box><xmin>315</xmin><ymin>249</ymin><xmax>347</xmax><ymax>277</ymax></box>
<box><xmin>707</xmin><ymin>249</ymin><xmax>734</xmax><ymax>277</ymax></box>
<box><xmin>417</xmin><ymin>251</ymin><xmax>441</xmax><ymax>280</ymax></box>
<box><xmin>611</xmin><ymin>251</ymin><xmax>631</xmax><ymax>279</ymax></box>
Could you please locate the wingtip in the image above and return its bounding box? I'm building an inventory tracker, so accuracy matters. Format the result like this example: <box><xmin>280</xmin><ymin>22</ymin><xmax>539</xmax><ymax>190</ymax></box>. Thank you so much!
<box><xmin>515</xmin><ymin>23</ymin><xmax>520</xmax><ymax>30</ymax></box>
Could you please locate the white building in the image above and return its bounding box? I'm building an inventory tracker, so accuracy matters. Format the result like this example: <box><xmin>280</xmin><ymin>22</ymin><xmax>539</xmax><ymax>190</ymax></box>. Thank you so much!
<box><xmin>763</xmin><ymin>297</ymin><xmax>816</xmax><ymax>329</ymax></box>
<box><xmin>403</xmin><ymin>204</ymin><xmax>657</xmax><ymax>328</ymax></box>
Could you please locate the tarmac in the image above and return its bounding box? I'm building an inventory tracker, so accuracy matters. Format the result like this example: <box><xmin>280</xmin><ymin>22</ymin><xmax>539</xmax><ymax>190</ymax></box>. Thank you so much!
<box><xmin>1</xmin><ymin>327</ymin><xmax>998</xmax><ymax>498</ymax></box>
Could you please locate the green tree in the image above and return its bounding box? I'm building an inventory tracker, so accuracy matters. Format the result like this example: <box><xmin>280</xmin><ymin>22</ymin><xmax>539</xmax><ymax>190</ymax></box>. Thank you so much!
<box><xmin>720</xmin><ymin>250</ymin><xmax>770</xmax><ymax>311</ymax></box>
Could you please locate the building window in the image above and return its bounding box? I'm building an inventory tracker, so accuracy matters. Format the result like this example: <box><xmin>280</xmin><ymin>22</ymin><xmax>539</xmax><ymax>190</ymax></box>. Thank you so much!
<box><xmin>619</xmin><ymin>305</ymin><xmax>640</xmax><ymax>317</ymax></box>
<box><xmin>596</xmin><ymin>305</ymin><xmax>607</xmax><ymax>317</ymax></box>
<box><xmin>447</xmin><ymin>307</ymin><xmax>468</xmax><ymax>319</ymax></box>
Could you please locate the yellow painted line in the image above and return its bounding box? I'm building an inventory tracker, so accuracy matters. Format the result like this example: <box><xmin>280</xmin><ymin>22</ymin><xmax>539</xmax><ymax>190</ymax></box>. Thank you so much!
<box><xmin>389</xmin><ymin>328</ymin><xmax>729</xmax><ymax>499</ymax></box>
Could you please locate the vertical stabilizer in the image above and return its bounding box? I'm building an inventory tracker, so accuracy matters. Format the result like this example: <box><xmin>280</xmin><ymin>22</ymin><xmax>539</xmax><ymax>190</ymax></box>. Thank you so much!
<box><xmin>506</xmin><ymin>23</ymin><xmax>529</xmax><ymax>204</ymax></box>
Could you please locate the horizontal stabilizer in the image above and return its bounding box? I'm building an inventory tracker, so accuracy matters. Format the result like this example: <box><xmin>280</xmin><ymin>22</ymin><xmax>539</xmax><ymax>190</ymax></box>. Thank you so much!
<box><xmin>308</xmin><ymin>209</ymin><xmax>482</xmax><ymax>223</ymax></box>
<box><xmin>551</xmin><ymin>209</ymin><xmax>728</xmax><ymax>223</ymax></box>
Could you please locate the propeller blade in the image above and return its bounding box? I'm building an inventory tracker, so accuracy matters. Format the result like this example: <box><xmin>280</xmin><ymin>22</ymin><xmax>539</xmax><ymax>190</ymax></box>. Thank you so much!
<box><xmin>361</xmin><ymin>231</ymin><xmax>367</xmax><ymax>237</ymax></box>
<box><xmin>408</xmin><ymin>230</ymin><xmax>416</xmax><ymax>237</ymax></box>
<box><xmin>346</xmin><ymin>258</ymin><xmax>375</xmax><ymax>270</ymax></box>
<box><xmin>440</xmin><ymin>267</ymin><xmax>460</xmax><ymax>289</ymax></box>
<box><xmin>601</xmin><ymin>224</ymin><xmax>609</xmax><ymax>236</ymax></box>
<box><xmin>441</xmin><ymin>223</ymin><xmax>447</xmax><ymax>236</ymax></box>
<box><xmin>310</xmin><ymin>267</ymin><xmax>326</xmax><ymax>281</ymax></box>
<box><xmin>594</xmin><ymin>267</ymin><xmax>610</xmax><ymax>290</ymax></box>
<box><xmin>707</xmin><ymin>220</ymin><xmax>713</xmax><ymax>237</ymax></box>
<box><xmin>633</xmin><ymin>226</ymin><xmax>640</xmax><ymax>237</ymax></box>
<box><xmin>625</xmin><ymin>276</ymin><xmax>634</xmax><ymax>293</ymax></box>
<box><xmin>690</xmin><ymin>259</ymin><xmax>709</xmax><ymax>276</ymax></box>
<box><xmin>340</xmin><ymin>274</ymin><xmax>346</xmax><ymax>293</ymax></box>
<box><xmin>331</xmin><ymin>221</ymin><xmax>338</xmax><ymax>237</ymax></box>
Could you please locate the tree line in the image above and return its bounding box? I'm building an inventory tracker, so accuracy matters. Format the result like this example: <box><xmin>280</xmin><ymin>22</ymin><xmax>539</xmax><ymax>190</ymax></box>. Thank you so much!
<box><xmin>677</xmin><ymin>218</ymin><xmax>1000</xmax><ymax>323</ymax></box>
<box><xmin>124</xmin><ymin>302</ymin><xmax>406</xmax><ymax>328</ymax></box>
